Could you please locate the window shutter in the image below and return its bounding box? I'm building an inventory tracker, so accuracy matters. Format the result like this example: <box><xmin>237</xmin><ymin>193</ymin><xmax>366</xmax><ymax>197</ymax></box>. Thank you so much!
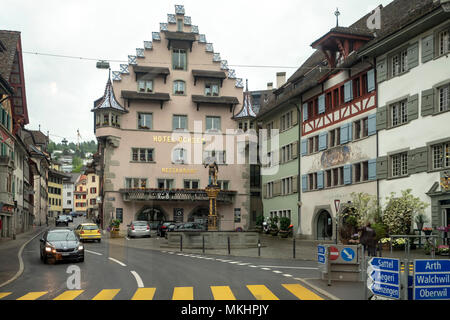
<box><xmin>413</xmin><ymin>146</ymin><xmax>428</xmax><ymax>173</ymax></box>
<box><xmin>368</xmin><ymin>113</ymin><xmax>377</xmax><ymax>136</ymax></box>
<box><xmin>292</xmin><ymin>176</ymin><xmax>298</xmax><ymax>193</ymax></box>
<box><xmin>263</xmin><ymin>183</ymin><xmax>268</xmax><ymax>199</ymax></box>
<box><xmin>301</xmin><ymin>139</ymin><xmax>308</xmax><ymax>157</ymax></box>
<box><xmin>301</xmin><ymin>175</ymin><xmax>308</xmax><ymax>192</ymax></box>
<box><xmin>376</xmin><ymin>105</ymin><xmax>387</xmax><ymax>131</ymax></box>
<box><xmin>376</xmin><ymin>57</ymin><xmax>387</xmax><ymax>83</ymax></box>
<box><xmin>318</xmin><ymin>94</ymin><xmax>326</xmax><ymax>114</ymax></box>
<box><xmin>407</xmin><ymin>94</ymin><xmax>419</xmax><ymax>121</ymax></box>
<box><xmin>292</xmin><ymin>108</ymin><xmax>298</xmax><ymax>126</ymax></box>
<box><xmin>368</xmin><ymin>159</ymin><xmax>377</xmax><ymax>181</ymax></box>
<box><xmin>340</xmin><ymin>123</ymin><xmax>349</xmax><ymax>145</ymax></box>
<box><xmin>343</xmin><ymin>165</ymin><xmax>352</xmax><ymax>185</ymax></box>
<box><xmin>317</xmin><ymin>171</ymin><xmax>324</xmax><ymax>189</ymax></box>
<box><xmin>344</xmin><ymin>80</ymin><xmax>353</xmax><ymax>103</ymax></box>
<box><xmin>348</xmin><ymin>122</ymin><xmax>353</xmax><ymax>142</ymax></box>
<box><xmin>367</xmin><ymin>69</ymin><xmax>376</xmax><ymax>92</ymax></box>
<box><xmin>274</xmin><ymin>180</ymin><xmax>281</xmax><ymax>196</ymax></box>
<box><xmin>407</xmin><ymin>149</ymin><xmax>417</xmax><ymax>174</ymax></box>
<box><xmin>408</xmin><ymin>42</ymin><xmax>419</xmax><ymax>69</ymax></box>
<box><xmin>318</xmin><ymin>132</ymin><xmax>328</xmax><ymax>151</ymax></box>
<box><xmin>206</xmin><ymin>117</ymin><xmax>212</xmax><ymax>130</ymax></box>
<box><xmin>376</xmin><ymin>156</ymin><xmax>388</xmax><ymax>180</ymax></box>
<box><xmin>302</xmin><ymin>103</ymin><xmax>308</xmax><ymax>121</ymax></box>
<box><xmin>422</xmin><ymin>34</ymin><xmax>434</xmax><ymax>63</ymax></box>
<box><xmin>421</xmin><ymin>89</ymin><xmax>435</xmax><ymax>117</ymax></box>
<box><xmin>292</xmin><ymin>141</ymin><xmax>298</xmax><ymax>159</ymax></box>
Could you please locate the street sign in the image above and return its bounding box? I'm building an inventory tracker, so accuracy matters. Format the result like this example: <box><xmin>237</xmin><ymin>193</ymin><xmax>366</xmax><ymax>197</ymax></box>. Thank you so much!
<box><xmin>368</xmin><ymin>258</ymin><xmax>400</xmax><ymax>300</ymax></box>
<box><xmin>317</xmin><ymin>245</ymin><xmax>326</xmax><ymax>265</ymax></box>
<box><xmin>329</xmin><ymin>246</ymin><xmax>339</xmax><ymax>260</ymax></box>
<box><xmin>414</xmin><ymin>259</ymin><xmax>450</xmax><ymax>300</ymax></box>
<box><xmin>341</xmin><ymin>247</ymin><xmax>355</xmax><ymax>262</ymax></box>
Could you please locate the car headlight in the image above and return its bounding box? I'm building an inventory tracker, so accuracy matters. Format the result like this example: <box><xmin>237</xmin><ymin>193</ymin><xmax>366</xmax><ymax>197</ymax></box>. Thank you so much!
<box><xmin>45</xmin><ymin>246</ymin><xmax>52</xmax><ymax>252</ymax></box>
<box><xmin>78</xmin><ymin>245</ymin><xmax>84</xmax><ymax>251</ymax></box>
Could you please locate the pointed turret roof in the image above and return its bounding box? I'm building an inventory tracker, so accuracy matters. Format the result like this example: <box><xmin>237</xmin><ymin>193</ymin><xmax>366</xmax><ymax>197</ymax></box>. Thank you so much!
<box><xmin>92</xmin><ymin>74</ymin><xmax>127</xmax><ymax>113</ymax></box>
<box><xmin>234</xmin><ymin>91</ymin><xmax>257</xmax><ymax>119</ymax></box>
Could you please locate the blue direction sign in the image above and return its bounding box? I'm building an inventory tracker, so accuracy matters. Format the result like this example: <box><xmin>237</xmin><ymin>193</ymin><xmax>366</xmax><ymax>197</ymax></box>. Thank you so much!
<box><xmin>414</xmin><ymin>259</ymin><xmax>450</xmax><ymax>300</ymax></box>
<box><xmin>341</xmin><ymin>247</ymin><xmax>355</xmax><ymax>262</ymax></box>
<box><xmin>368</xmin><ymin>258</ymin><xmax>400</xmax><ymax>299</ymax></box>
<box><xmin>317</xmin><ymin>245</ymin><xmax>326</xmax><ymax>265</ymax></box>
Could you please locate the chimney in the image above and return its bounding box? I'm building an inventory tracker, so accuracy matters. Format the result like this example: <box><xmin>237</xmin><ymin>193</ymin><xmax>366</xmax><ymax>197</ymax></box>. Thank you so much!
<box><xmin>276</xmin><ymin>72</ymin><xmax>286</xmax><ymax>89</ymax></box>
<box><xmin>267</xmin><ymin>82</ymin><xmax>273</xmax><ymax>90</ymax></box>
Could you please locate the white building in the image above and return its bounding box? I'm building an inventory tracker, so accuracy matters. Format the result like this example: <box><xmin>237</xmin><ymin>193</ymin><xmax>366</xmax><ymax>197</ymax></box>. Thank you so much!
<box><xmin>359</xmin><ymin>0</ymin><xmax>450</xmax><ymax>238</ymax></box>
<box><xmin>63</xmin><ymin>173</ymin><xmax>79</xmax><ymax>213</ymax></box>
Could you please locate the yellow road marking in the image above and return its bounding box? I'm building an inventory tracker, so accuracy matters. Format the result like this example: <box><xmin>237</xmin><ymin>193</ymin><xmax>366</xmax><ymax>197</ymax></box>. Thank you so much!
<box><xmin>211</xmin><ymin>286</ymin><xmax>236</xmax><ymax>300</ymax></box>
<box><xmin>282</xmin><ymin>284</ymin><xmax>323</xmax><ymax>300</ymax></box>
<box><xmin>247</xmin><ymin>285</ymin><xmax>279</xmax><ymax>300</ymax></box>
<box><xmin>172</xmin><ymin>287</ymin><xmax>194</xmax><ymax>300</ymax></box>
<box><xmin>92</xmin><ymin>289</ymin><xmax>120</xmax><ymax>300</ymax></box>
<box><xmin>0</xmin><ymin>293</ymin><xmax>12</xmax><ymax>299</ymax></box>
<box><xmin>53</xmin><ymin>290</ymin><xmax>84</xmax><ymax>300</ymax></box>
<box><xmin>16</xmin><ymin>291</ymin><xmax>48</xmax><ymax>300</ymax></box>
<box><xmin>132</xmin><ymin>288</ymin><xmax>156</xmax><ymax>300</ymax></box>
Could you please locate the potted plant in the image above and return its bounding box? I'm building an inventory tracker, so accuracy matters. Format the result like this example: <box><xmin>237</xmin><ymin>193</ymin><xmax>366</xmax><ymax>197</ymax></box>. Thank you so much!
<box><xmin>269</xmin><ymin>216</ymin><xmax>279</xmax><ymax>236</ymax></box>
<box><xmin>422</xmin><ymin>227</ymin><xmax>433</xmax><ymax>236</ymax></box>
<box><xmin>414</xmin><ymin>213</ymin><xmax>429</xmax><ymax>232</ymax></box>
<box><xmin>380</xmin><ymin>237</ymin><xmax>391</xmax><ymax>251</ymax></box>
<box><xmin>109</xmin><ymin>219</ymin><xmax>121</xmax><ymax>238</ymax></box>
<box><xmin>437</xmin><ymin>245</ymin><xmax>449</xmax><ymax>256</ymax></box>
<box><xmin>392</xmin><ymin>238</ymin><xmax>406</xmax><ymax>250</ymax></box>
<box><xmin>278</xmin><ymin>217</ymin><xmax>291</xmax><ymax>238</ymax></box>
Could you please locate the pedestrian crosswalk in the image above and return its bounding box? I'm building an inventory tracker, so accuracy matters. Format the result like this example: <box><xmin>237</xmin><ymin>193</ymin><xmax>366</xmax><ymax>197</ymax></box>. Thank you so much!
<box><xmin>0</xmin><ymin>283</ymin><xmax>324</xmax><ymax>300</ymax></box>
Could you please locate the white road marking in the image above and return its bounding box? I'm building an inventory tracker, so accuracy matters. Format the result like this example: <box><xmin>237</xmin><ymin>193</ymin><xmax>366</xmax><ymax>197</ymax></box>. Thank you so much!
<box><xmin>85</xmin><ymin>250</ymin><xmax>102</xmax><ymax>256</ymax></box>
<box><xmin>258</xmin><ymin>265</ymin><xmax>318</xmax><ymax>270</ymax></box>
<box><xmin>238</xmin><ymin>263</ymin><xmax>250</xmax><ymax>266</ymax></box>
<box><xmin>125</xmin><ymin>237</ymin><xmax>130</xmax><ymax>241</ymax></box>
<box><xmin>131</xmin><ymin>271</ymin><xmax>144</xmax><ymax>288</ymax></box>
<box><xmin>283</xmin><ymin>274</ymin><xmax>293</xmax><ymax>277</ymax></box>
<box><xmin>261</xmin><ymin>268</ymin><xmax>271</xmax><ymax>271</ymax></box>
<box><xmin>273</xmin><ymin>270</ymin><xmax>282</xmax><ymax>274</ymax></box>
<box><xmin>108</xmin><ymin>257</ymin><xmax>127</xmax><ymax>267</ymax></box>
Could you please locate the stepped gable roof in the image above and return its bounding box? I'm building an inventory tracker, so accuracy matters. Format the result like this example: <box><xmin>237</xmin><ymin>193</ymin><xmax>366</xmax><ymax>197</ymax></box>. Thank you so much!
<box><xmin>258</xmin><ymin>0</ymin><xmax>442</xmax><ymax>119</ymax></box>
<box><xmin>93</xmin><ymin>75</ymin><xmax>127</xmax><ymax>113</ymax></box>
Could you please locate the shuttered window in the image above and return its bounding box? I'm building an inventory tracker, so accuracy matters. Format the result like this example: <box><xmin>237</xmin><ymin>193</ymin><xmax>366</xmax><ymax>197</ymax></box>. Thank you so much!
<box><xmin>391</xmin><ymin>153</ymin><xmax>408</xmax><ymax>178</ymax></box>
<box><xmin>438</xmin><ymin>84</ymin><xmax>450</xmax><ymax>112</ymax></box>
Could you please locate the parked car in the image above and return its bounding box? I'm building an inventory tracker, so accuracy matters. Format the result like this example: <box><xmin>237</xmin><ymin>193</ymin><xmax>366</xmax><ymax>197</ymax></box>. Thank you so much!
<box><xmin>67</xmin><ymin>214</ymin><xmax>73</xmax><ymax>223</ymax></box>
<box><xmin>157</xmin><ymin>222</ymin><xmax>176</xmax><ymax>237</ymax></box>
<box><xmin>75</xmin><ymin>223</ymin><xmax>102</xmax><ymax>242</ymax></box>
<box><xmin>127</xmin><ymin>221</ymin><xmax>151</xmax><ymax>238</ymax></box>
<box><xmin>70</xmin><ymin>212</ymin><xmax>78</xmax><ymax>219</ymax></box>
<box><xmin>175</xmin><ymin>222</ymin><xmax>206</xmax><ymax>232</ymax></box>
<box><xmin>56</xmin><ymin>215</ymin><xmax>70</xmax><ymax>226</ymax></box>
<box><xmin>149</xmin><ymin>221</ymin><xmax>162</xmax><ymax>230</ymax></box>
<box><xmin>40</xmin><ymin>228</ymin><xmax>84</xmax><ymax>264</ymax></box>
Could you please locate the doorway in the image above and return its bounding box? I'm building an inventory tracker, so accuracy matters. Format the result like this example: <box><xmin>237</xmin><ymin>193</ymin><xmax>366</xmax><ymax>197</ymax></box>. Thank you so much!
<box><xmin>317</xmin><ymin>210</ymin><xmax>333</xmax><ymax>240</ymax></box>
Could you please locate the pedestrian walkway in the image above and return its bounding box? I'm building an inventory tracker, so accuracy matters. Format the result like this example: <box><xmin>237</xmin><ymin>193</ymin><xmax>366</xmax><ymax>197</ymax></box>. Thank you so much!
<box><xmin>0</xmin><ymin>283</ymin><xmax>324</xmax><ymax>300</ymax></box>
<box><xmin>0</xmin><ymin>225</ymin><xmax>47</xmax><ymax>288</ymax></box>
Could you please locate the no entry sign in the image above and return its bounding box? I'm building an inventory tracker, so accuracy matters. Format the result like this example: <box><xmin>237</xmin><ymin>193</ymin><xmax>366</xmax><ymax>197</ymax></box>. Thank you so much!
<box><xmin>329</xmin><ymin>246</ymin><xmax>339</xmax><ymax>260</ymax></box>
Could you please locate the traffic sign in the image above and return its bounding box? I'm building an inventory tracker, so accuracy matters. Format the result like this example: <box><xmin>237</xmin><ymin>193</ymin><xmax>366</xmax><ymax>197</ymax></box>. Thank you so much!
<box><xmin>341</xmin><ymin>247</ymin><xmax>355</xmax><ymax>262</ymax></box>
<box><xmin>414</xmin><ymin>259</ymin><xmax>450</xmax><ymax>300</ymax></box>
<box><xmin>318</xmin><ymin>254</ymin><xmax>326</xmax><ymax>264</ymax></box>
<box><xmin>329</xmin><ymin>246</ymin><xmax>339</xmax><ymax>261</ymax></box>
<box><xmin>317</xmin><ymin>245</ymin><xmax>326</xmax><ymax>265</ymax></box>
<box><xmin>367</xmin><ymin>257</ymin><xmax>400</xmax><ymax>299</ymax></box>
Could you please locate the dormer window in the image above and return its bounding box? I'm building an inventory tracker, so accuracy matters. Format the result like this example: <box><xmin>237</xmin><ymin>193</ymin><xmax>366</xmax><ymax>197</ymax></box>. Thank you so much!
<box><xmin>138</xmin><ymin>80</ymin><xmax>153</xmax><ymax>93</ymax></box>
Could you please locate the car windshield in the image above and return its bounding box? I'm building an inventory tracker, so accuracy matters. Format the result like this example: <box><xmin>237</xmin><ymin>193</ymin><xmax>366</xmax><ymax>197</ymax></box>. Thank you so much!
<box><xmin>59</xmin><ymin>216</ymin><xmax>68</xmax><ymax>219</ymax></box>
<box><xmin>83</xmin><ymin>225</ymin><xmax>98</xmax><ymax>230</ymax></box>
<box><xmin>47</xmin><ymin>231</ymin><xmax>77</xmax><ymax>241</ymax></box>
<box><xmin>133</xmin><ymin>221</ymin><xmax>147</xmax><ymax>226</ymax></box>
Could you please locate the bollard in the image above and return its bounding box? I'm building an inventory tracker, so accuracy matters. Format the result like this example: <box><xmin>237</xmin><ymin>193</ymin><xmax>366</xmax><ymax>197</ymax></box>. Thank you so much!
<box><xmin>202</xmin><ymin>235</ymin><xmax>205</xmax><ymax>254</ymax></box>
<box><xmin>180</xmin><ymin>235</ymin><xmax>183</xmax><ymax>252</ymax></box>
<box><xmin>258</xmin><ymin>239</ymin><xmax>261</xmax><ymax>257</ymax></box>
<box><xmin>293</xmin><ymin>238</ymin><xmax>296</xmax><ymax>259</ymax></box>
<box><xmin>227</xmin><ymin>236</ymin><xmax>231</xmax><ymax>255</ymax></box>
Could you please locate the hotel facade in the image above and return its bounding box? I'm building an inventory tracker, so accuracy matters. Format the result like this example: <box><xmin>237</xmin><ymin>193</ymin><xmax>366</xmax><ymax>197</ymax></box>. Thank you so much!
<box><xmin>93</xmin><ymin>5</ymin><xmax>250</xmax><ymax>231</ymax></box>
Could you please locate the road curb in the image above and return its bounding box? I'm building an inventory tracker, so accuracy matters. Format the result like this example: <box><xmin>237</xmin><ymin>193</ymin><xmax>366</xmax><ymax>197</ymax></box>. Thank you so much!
<box><xmin>296</xmin><ymin>278</ymin><xmax>341</xmax><ymax>301</ymax></box>
<box><xmin>0</xmin><ymin>228</ymin><xmax>46</xmax><ymax>289</ymax></box>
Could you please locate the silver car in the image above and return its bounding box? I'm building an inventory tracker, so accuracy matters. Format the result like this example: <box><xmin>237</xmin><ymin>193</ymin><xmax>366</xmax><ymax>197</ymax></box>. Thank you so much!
<box><xmin>127</xmin><ymin>221</ymin><xmax>151</xmax><ymax>238</ymax></box>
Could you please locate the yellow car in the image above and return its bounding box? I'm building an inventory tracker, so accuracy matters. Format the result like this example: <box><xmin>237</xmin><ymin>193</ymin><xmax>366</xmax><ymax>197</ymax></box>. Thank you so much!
<box><xmin>75</xmin><ymin>223</ymin><xmax>102</xmax><ymax>242</ymax></box>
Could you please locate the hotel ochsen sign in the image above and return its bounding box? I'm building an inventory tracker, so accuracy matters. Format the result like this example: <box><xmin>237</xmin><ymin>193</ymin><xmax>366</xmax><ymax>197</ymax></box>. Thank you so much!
<box><xmin>153</xmin><ymin>136</ymin><xmax>205</xmax><ymax>144</ymax></box>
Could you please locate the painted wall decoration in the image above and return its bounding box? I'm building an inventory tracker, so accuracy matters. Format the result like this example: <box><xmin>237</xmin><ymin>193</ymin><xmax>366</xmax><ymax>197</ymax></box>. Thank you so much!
<box><xmin>321</xmin><ymin>145</ymin><xmax>351</xmax><ymax>168</ymax></box>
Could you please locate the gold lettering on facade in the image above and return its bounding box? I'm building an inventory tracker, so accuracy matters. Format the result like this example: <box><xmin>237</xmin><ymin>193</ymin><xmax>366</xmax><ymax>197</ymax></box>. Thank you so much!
<box><xmin>161</xmin><ymin>168</ymin><xmax>198</xmax><ymax>174</ymax></box>
<box><xmin>152</xmin><ymin>136</ymin><xmax>205</xmax><ymax>144</ymax></box>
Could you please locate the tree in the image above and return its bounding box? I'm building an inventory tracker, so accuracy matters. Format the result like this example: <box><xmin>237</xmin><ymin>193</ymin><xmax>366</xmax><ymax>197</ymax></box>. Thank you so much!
<box><xmin>382</xmin><ymin>189</ymin><xmax>429</xmax><ymax>235</ymax></box>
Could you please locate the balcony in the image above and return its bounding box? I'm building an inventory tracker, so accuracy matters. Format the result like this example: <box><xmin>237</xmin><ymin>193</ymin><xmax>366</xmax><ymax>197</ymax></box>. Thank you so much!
<box><xmin>119</xmin><ymin>188</ymin><xmax>236</xmax><ymax>203</ymax></box>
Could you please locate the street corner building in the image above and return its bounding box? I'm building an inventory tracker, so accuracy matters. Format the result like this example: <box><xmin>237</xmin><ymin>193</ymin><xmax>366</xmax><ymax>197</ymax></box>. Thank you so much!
<box><xmin>92</xmin><ymin>5</ymin><xmax>252</xmax><ymax>232</ymax></box>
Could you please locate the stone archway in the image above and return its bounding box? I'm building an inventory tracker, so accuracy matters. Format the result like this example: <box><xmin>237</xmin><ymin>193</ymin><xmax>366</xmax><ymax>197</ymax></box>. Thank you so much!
<box><xmin>136</xmin><ymin>206</ymin><xmax>167</xmax><ymax>223</ymax></box>
<box><xmin>315</xmin><ymin>210</ymin><xmax>333</xmax><ymax>240</ymax></box>
<box><xmin>188</xmin><ymin>206</ymin><xmax>209</xmax><ymax>226</ymax></box>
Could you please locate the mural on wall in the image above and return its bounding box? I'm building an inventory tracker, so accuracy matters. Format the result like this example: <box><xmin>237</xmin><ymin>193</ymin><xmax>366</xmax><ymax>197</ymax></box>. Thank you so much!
<box><xmin>321</xmin><ymin>146</ymin><xmax>351</xmax><ymax>168</ymax></box>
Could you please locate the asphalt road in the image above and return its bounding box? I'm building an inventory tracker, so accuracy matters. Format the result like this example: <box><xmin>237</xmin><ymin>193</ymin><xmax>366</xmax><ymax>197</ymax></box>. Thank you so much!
<box><xmin>0</xmin><ymin>217</ymin><xmax>326</xmax><ymax>300</ymax></box>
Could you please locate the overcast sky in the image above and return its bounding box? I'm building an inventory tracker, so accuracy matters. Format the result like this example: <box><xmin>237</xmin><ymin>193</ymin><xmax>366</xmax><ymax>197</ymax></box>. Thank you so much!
<box><xmin>1</xmin><ymin>0</ymin><xmax>392</xmax><ymax>143</ymax></box>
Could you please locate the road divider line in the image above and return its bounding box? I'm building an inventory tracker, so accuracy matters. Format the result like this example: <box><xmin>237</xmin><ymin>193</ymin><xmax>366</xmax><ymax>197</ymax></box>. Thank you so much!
<box><xmin>131</xmin><ymin>271</ymin><xmax>144</xmax><ymax>288</ymax></box>
<box><xmin>108</xmin><ymin>257</ymin><xmax>127</xmax><ymax>267</ymax></box>
<box><xmin>85</xmin><ymin>250</ymin><xmax>102</xmax><ymax>256</ymax></box>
